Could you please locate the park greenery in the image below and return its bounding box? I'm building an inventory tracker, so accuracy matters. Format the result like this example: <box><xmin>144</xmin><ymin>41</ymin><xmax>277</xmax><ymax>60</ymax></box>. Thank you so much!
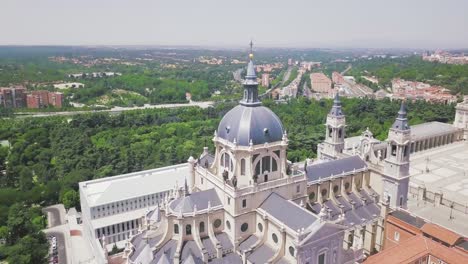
<box><xmin>346</xmin><ymin>56</ymin><xmax>468</xmax><ymax>94</ymax></box>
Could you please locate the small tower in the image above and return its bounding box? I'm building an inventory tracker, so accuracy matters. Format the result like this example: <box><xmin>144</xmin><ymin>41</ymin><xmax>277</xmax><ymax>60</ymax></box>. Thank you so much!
<box><xmin>319</xmin><ymin>93</ymin><xmax>346</xmax><ymax>160</ymax></box>
<box><xmin>454</xmin><ymin>97</ymin><xmax>468</xmax><ymax>140</ymax></box>
<box><xmin>383</xmin><ymin>102</ymin><xmax>411</xmax><ymax>209</ymax></box>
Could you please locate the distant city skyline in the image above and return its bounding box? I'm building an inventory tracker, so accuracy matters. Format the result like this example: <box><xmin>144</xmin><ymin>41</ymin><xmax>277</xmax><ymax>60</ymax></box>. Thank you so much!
<box><xmin>2</xmin><ymin>0</ymin><xmax>468</xmax><ymax>49</ymax></box>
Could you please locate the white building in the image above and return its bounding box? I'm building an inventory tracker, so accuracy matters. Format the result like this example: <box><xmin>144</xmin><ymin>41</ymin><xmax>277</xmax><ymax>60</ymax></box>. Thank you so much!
<box><xmin>79</xmin><ymin>164</ymin><xmax>190</xmax><ymax>263</ymax></box>
<box><xmin>79</xmin><ymin>45</ymin><xmax>468</xmax><ymax>264</ymax></box>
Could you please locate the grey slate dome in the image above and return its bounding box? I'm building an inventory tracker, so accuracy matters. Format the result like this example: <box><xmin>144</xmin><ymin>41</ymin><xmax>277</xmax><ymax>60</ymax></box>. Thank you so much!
<box><xmin>216</xmin><ymin>41</ymin><xmax>284</xmax><ymax>146</ymax></box>
<box><xmin>217</xmin><ymin>105</ymin><xmax>284</xmax><ymax>146</ymax></box>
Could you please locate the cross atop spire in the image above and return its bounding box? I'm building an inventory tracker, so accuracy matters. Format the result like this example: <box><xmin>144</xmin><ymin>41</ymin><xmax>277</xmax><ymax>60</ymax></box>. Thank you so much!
<box><xmin>241</xmin><ymin>40</ymin><xmax>261</xmax><ymax>106</ymax></box>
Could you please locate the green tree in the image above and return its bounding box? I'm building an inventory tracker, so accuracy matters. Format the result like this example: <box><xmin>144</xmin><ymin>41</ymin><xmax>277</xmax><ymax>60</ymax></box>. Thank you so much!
<box><xmin>61</xmin><ymin>189</ymin><xmax>79</xmax><ymax>209</ymax></box>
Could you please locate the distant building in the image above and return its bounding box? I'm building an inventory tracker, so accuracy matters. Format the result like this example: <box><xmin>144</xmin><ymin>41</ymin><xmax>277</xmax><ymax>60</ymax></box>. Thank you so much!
<box><xmin>288</xmin><ymin>58</ymin><xmax>293</xmax><ymax>65</ymax></box>
<box><xmin>261</xmin><ymin>73</ymin><xmax>270</xmax><ymax>87</ymax></box>
<box><xmin>48</xmin><ymin>92</ymin><xmax>63</xmax><ymax>108</ymax></box>
<box><xmin>310</xmin><ymin>72</ymin><xmax>332</xmax><ymax>93</ymax></box>
<box><xmin>391</xmin><ymin>78</ymin><xmax>457</xmax><ymax>104</ymax></box>
<box><xmin>53</xmin><ymin>82</ymin><xmax>84</xmax><ymax>90</ymax></box>
<box><xmin>454</xmin><ymin>98</ymin><xmax>468</xmax><ymax>140</ymax></box>
<box><xmin>0</xmin><ymin>86</ymin><xmax>27</xmax><ymax>108</ymax></box>
<box><xmin>27</xmin><ymin>90</ymin><xmax>63</xmax><ymax>108</ymax></box>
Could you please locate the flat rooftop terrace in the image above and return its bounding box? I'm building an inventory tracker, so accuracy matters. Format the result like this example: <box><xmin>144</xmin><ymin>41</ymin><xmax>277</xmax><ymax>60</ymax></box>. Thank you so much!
<box><xmin>79</xmin><ymin>163</ymin><xmax>190</xmax><ymax>207</ymax></box>
<box><xmin>407</xmin><ymin>196</ymin><xmax>468</xmax><ymax>237</ymax></box>
<box><xmin>409</xmin><ymin>141</ymin><xmax>468</xmax><ymax>204</ymax></box>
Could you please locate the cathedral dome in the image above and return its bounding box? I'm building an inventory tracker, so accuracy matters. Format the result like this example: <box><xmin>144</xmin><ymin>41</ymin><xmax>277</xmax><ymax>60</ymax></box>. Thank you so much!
<box><xmin>216</xmin><ymin>41</ymin><xmax>284</xmax><ymax>146</ymax></box>
<box><xmin>217</xmin><ymin>105</ymin><xmax>284</xmax><ymax>146</ymax></box>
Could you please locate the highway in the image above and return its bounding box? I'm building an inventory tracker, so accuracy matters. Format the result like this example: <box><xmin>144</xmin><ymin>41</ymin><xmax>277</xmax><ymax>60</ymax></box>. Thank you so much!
<box><xmin>15</xmin><ymin>101</ymin><xmax>214</xmax><ymax>118</ymax></box>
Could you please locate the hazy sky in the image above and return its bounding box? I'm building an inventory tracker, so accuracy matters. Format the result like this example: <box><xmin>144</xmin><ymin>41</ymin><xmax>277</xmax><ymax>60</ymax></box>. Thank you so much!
<box><xmin>1</xmin><ymin>0</ymin><xmax>467</xmax><ymax>48</ymax></box>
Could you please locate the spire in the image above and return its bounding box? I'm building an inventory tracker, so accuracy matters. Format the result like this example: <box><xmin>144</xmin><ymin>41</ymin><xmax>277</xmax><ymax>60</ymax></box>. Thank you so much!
<box><xmin>391</xmin><ymin>101</ymin><xmax>409</xmax><ymax>131</ymax></box>
<box><xmin>241</xmin><ymin>40</ymin><xmax>261</xmax><ymax>107</ymax></box>
<box><xmin>184</xmin><ymin>177</ymin><xmax>190</xmax><ymax>196</ymax></box>
<box><xmin>329</xmin><ymin>92</ymin><xmax>344</xmax><ymax>117</ymax></box>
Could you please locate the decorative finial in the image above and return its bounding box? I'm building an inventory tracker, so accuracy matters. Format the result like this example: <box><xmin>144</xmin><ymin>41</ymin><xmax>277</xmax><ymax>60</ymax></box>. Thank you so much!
<box><xmin>249</xmin><ymin>40</ymin><xmax>254</xmax><ymax>59</ymax></box>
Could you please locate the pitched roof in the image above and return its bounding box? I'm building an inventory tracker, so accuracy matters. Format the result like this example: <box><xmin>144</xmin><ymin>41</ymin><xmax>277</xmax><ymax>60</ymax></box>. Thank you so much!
<box><xmin>169</xmin><ymin>188</ymin><xmax>221</xmax><ymax>213</ymax></box>
<box><xmin>421</xmin><ymin>223</ymin><xmax>463</xmax><ymax>246</ymax></box>
<box><xmin>411</xmin><ymin>121</ymin><xmax>460</xmax><ymax>140</ymax></box>
<box><xmin>364</xmin><ymin>235</ymin><xmax>468</xmax><ymax>264</ymax></box>
<box><xmin>259</xmin><ymin>192</ymin><xmax>317</xmax><ymax>231</ymax></box>
<box><xmin>305</xmin><ymin>156</ymin><xmax>367</xmax><ymax>183</ymax></box>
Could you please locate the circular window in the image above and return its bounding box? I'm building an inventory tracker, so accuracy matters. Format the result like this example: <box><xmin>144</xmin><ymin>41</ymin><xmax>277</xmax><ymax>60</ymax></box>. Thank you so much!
<box><xmin>258</xmin><ymin>223</ymin><xmax>263</xmax><ymax>232</ymax></box>
<box><xmin>272</xmin><ymin>233</ymin><xmax>278</xmax><ymax>243</ymax></box>
<box><xmin>309</xmin><ymin>192</ymin><xmax>315</xmax><ymax>200</ymax></box>
<box><xmin>289</xmin><ymin>246</ymin><xmax>295</xmax><ymax>257</ymax></box>
<box><xmin>241</xmin><ymin>223</ymin><xmax>248</xmax><ymax>232</ymax></box>
<box><xmin>345</xmin><ymin>182</ymin><xmax>350</xmax><ymax>190</ymax></box>
<box><xmin>321</xmin><ymin>189</ymin><xmax>327</xmax><ymax>197</ymax></box>
<box><xmin>333</xmin><ymin>185</ymin><xmax>339</xmax><ymax>194</ymax></box>
<box><xmin>213</xmin><ymin>219</ymin><xmax>221</xmax><ymax>228</ymax></box>
<box><xmin>226</xmin><ymin>220</ymin><xmax>231</xmax><ymax>230</ymax></box>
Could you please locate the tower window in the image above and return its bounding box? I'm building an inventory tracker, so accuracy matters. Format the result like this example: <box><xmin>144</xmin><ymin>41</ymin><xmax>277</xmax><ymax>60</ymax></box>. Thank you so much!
<box><xmin>391</xmin><ymin>144</ymin><xmax>397</xmax><ymax>156</ymax></box>
<box><xmin>186</xmin><ymin>224</ymin><xmax>192</xmax><ymax>235</ymax></box>
<box><xmin>242</xmin><ymin>199</ymin><xmax>247</xmax><ymax>208</ymax></box>
<box><xmin>199</xmin><ymin>222</ymin><xmax>205</xmax><ymax>233</ymax></box>
<box><xmin>174</xmin><ymin>224</ymin><xmax>179</xmax><ymax>234</ymax></box>
<box><xmin>241</xmin><ymin>159</ymin><xmax>246</xmax><ymax>176</ymax></box>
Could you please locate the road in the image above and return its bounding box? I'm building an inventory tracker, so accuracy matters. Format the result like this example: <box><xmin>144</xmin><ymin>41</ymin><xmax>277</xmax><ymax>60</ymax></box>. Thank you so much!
<box><xmin>15</xmin><ymin>101</ymin><xmax>214</xmax><ymax>118</ymax></box>
<box><xmin>340</xmin><ymin>64</ymin><xmax>352</xmax><ymax>75</ymax></box>
<box><xmin>43</xmin><ymin>205</ymin><xmax>66</xmax><ymax>228</ymax></box>
<box><xmin>45</xmin><ymin>230</ymin><xmax>67</xmax><ymax>264</ymax></box>
<box><xmin>282</xmin><ymin>66</ymin><xmax>293</xmax><ymax>85</ymax></box>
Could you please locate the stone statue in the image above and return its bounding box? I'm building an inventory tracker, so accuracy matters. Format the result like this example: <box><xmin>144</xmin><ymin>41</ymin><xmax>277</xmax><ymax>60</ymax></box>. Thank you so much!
<box><xmin>232</xmin><ymin>175</ymin><xmax>238</xmax><ymax>188</ymax></box>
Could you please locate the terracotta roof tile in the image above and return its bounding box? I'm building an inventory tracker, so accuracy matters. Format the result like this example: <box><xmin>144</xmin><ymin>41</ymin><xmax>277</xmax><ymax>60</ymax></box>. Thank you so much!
<box><xmin>421</xmin><ymin>223</ymin><xmax>462</xmax><ymax>246</ymax></box>
<box><xmin>364</xmin><ymin>236</ymin><xmax>468</xmax><ymax>264</ymax></box>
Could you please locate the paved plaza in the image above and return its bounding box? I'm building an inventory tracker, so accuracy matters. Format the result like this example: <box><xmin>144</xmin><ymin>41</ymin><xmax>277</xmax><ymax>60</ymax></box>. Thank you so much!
<box><xmin>410</xmin><ymin>141</ymin><xmax>468</xmax><ymax>204</ymax></box>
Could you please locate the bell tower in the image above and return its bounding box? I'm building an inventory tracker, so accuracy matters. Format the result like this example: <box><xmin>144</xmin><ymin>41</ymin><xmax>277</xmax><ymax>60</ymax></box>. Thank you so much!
<box><xmin>318</xmin><ymin>93</ymin><xmax>346</xmax><ymax>160</ymax></box>
<box><xmin>383</xmin><ymin>102</ymin><xmax>411</xmax><ymax>209</ymax></box>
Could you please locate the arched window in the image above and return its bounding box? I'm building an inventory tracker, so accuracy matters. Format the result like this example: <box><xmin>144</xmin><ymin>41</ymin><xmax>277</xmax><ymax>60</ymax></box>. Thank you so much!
<box><xmin>199</xmin><ymin>222</ymin><xmax>205</xmax><ymax>233</ymax></box>
<box><xmin>289</xmin><ymin>246</ymin><xmax>295</xmax><ymax>257</ymax></box>
<box><xmin>220</xmin><ymin>153</ymin><xmax>233</xmax><ymax>172</ymax></box>
<box><xmin>174</xmin><ymin>224</ymin><xmax>179</xmax><ymax>234</ymax></box>
<box><xmin>262</xmin><ymin>156</ymin><xmax>270</xmax><ymax>173</ymax></box>
<box><xmin>186</xmin><ymin>224</ymin><xmax>192</xmax><ymax>235</ymax></box>
<box><xmin>241</xmin><ymin>159</ymin><xmax>246</xmax><ymax>176</ymax></box>
<box><xmin>254</xmin><ymin>156</ymin><xmax>278</xmax><ymax>177</ymax></box>
<box><xmin>258</xmin><ymin>223</ymin><xmax>263</xmax><ymax>232</ymax></box>
<box><xmin>226</xmin><ymin>220</ymin><xmax>231</xmax><ymax>230</ymax></box>
<box><xmin>338</xmin><ymin>128</ymin><xmax>342</xmax><ymax>138</ymax></box>
<box><xmin>272</xmin><ymin>158</ymin><xmax>277</xmax><ymax>172</ymax></box>
<box><xmin>328</xmin><ymin>127</ymin><xmax>332</xmax><ymax>138</ymax></box>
